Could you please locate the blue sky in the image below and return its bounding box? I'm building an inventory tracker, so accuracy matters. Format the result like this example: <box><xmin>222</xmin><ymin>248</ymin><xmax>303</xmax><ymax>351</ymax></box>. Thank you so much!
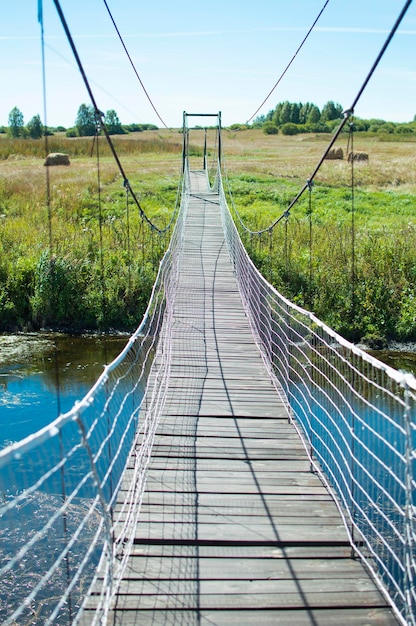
<box><xmin>1</xmin><ymin>0</ymin><xmax>415</xmax><ymax>129</ymax></box>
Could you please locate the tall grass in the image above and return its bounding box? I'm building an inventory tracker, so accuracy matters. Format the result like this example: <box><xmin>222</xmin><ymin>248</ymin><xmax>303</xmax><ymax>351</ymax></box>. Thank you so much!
<box><xmin>226</xmin><ymin>162</ymin><xmax>416</xmax><ymax>344</ymax></box>
<box><xmin>0</xmin><ymin>132</ymin><xmax>182</xmax><ymax>160</ymax></box>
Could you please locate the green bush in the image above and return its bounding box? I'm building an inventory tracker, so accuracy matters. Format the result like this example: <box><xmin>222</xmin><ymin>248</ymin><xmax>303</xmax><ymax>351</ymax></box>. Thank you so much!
<box><xmin>0</xmin><ymin>155</ymin><xmax>177</xmax><ymax>332</ymax></box>
<box><xmin>280</xmin><ymin>123</ymin><xmax>300</xmax><ymax>136</ymax></box>
<box><xmin>263</xmin><ymin>122</ymin><xmax>278</xmax><ymax>135</ymax></box>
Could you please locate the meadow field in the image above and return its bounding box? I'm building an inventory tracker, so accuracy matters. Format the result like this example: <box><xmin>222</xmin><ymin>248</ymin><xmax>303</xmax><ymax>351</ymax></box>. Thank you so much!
<box><xmin>0</xmin><ymin>128</ymin><xmax>415</xmax><ymax>343</ymax></box>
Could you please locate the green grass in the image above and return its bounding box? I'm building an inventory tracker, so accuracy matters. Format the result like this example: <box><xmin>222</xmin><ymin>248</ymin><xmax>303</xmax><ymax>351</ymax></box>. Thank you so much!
<box><xmin>0</xmin><ymin>136</ymin><xmax>181</xmax><ymax>332</ymax></box>
<box><xmin>225</xmin><ymin>165</ymin><xmax>416</xmax><ymax>343</ymax></box>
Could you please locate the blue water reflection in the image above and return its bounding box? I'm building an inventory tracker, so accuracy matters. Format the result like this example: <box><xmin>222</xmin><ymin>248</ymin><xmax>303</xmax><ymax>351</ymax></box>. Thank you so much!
<box><xmin>0</xmin><ymin>333</ymin><xmax>128</xmax><ymax>449</ymax></box>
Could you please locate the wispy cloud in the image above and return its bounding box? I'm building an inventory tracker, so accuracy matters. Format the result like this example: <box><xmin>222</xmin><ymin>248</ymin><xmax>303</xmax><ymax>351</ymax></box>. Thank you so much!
<box><xmin>316</xmin><ymin>26</ymin><xmax>416</xmax><ymax>35</ymax></box>
<box><xmin>106</xmin><ymin>26</ymin><xmax>416</xmax><ymax>38</ymax></box>
<box><xmin>2</xmin><ymin>25</ymin><xmax>414</xmax><ymax>42</ymax></box>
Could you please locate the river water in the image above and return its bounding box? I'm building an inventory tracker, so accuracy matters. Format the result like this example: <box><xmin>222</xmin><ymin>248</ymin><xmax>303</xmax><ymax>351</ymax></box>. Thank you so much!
<box><xmin>0</xmin><ymin>332</ymin><xmax>416</xmax><ymax>450</ymax></box>
<box><xmin>0</xmin><ymin>333</ymin><xmax>128</xmax><ymax>449</ymax></box>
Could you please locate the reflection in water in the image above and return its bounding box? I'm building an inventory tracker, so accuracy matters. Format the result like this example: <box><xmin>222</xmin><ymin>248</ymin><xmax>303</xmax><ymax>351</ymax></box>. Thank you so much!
<box><xmin>367</xmin><ymin>347</ymin><xmax>416</xmax><ymax>377</ymax></box>
<box><xmin>0</xmin><ymin>333</ymin><xmax>128</xmax><ymax>449</ymax></box>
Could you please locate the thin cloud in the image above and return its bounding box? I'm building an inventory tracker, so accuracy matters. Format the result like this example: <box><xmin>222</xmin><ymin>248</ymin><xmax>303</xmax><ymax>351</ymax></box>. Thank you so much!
<box><xmin>316</xmin><ymin>26</ymin><xmax>416</xmax><ymax>34</ymax></box>
<box><xmin>3</xmin><ymin>26</ymin><xmax>414</xmax><ymax>42</ymax></box>
<box><xmin>98</xmin><ymin>26</ymin><xmax>416</xmax><ymax>38</ymax></box>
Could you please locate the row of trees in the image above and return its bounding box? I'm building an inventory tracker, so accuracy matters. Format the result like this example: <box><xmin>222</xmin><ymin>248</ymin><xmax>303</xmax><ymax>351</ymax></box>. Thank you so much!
<box><xmin>252</xmin><ymin>100</ymin><xmax>343</xmax><ymax>135</ymax></box>
<box><xmin>4</xmin><ymin>102</ymin><xmax>416</xmax><ymax>138</ymax></box>
<box><xmin>269</xmin><ymin>100</ymin><xmax>343</xmax><ymax>126</ymax></box>
<box><xmin>249</xmin><ymin>100</ymin><xmax>416</xmax><ymax>136</ymax></box>
<box><xmin>1</xmin><ymin>105</ymin><xmax>158</xmax><ymax>138</ymax></box>
<box><xmin>5</xmin><ymin>107</ymin><xmax>45</xmax><ymax>139</ymax></box>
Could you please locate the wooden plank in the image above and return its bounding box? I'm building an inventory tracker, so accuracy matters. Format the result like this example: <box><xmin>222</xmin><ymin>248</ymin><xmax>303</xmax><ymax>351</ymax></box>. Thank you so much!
<box><xmin>150</xmin><ymin>452</ymin><xmax>306</xmax><ymax>465</ymax></box>
<box><xmin>105</xmin><ymin>583</ymin><xmax>388</xmax><ymax>610</ymax></box>
<box><xmin>114</xmin><ymin>576</ymin><xmax>382</xmax><ymax>599</ymax></box>
<box><xmin>118</xmin><ymin>492</ymin><xmax>338</xmax><ymax>511</ymax></box>
<box><xmin>119</xmin><ymin>556</ymin><xmax>369</xmax><ymax>580</ymax></box>
<box><xmin>129</xmin><ymin>524</ymin><xmax>347</xmax><ymax>544</ymax></box>
<box><xmin>94</xmin><ymin>608</ymin><xmax>398</xmax><ymax>626</ymax></box>
<box><xmin>127</xmin><ymin>544</ymin><xmax>354</xmax><ymax>559</ymax></box>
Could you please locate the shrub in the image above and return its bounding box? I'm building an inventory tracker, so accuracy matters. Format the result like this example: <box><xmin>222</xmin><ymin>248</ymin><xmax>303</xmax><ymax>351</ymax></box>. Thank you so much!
<box><xmin>280</xmin><ymin>123</ymin><xmax>299</xmax><ymax>136</ymax></box>
<box><xmin>228</xmin><ymin>123</ymin><xmax>248</xmax><ymax>131</ymax></box>
<box><xmin>263</xmin><ymin>122</ymin><xmax>278</xmax><ymax>135</ymax></box>
<box><xmin>31</xmin><ymin>252</ymin><xmax>82</xmax><ymax>329</ymax></box>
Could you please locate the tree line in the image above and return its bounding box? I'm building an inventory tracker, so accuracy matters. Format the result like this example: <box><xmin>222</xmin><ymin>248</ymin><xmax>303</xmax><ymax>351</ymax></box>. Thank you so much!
<box><xmin>0</xmin><ymin>104</ymin><xmax>158</xmax><ymax>138</ymax></box>
<box><xmin>3</xmin><ymin>101</ymin><xmax>416</xmax><ymax>138</ymax></box>
<box><xmin>246</xmin><ymin>100</ymin><xmax>416</xmax><ymax>136</ymax></box>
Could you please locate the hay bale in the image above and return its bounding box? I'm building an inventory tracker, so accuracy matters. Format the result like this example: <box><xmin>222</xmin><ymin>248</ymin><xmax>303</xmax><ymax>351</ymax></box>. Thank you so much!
<box><xmin>325</xmin><ymin>147</ymin><xmax>344</xmax><ymax>160</ymax></box>
<box><xmin>44</xmin><ymin>153</ymin><xmax>70</xmax><ymax>166</ymax></box>
<box><xmin>347</xmin><ymin>151</ymin><xmax>368</xmax><ymax>163</ymax></box>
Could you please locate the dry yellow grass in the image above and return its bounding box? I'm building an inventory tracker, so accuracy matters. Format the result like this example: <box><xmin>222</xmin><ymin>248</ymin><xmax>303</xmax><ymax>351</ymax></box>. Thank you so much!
<box><xmin>1</xmin><ymin>128</ymin><xmax>415</xmax><ymax>193</ymax></box>
<box><xmin>216</xmin><ymin>129</ymin><xmax>416</xmax><ymax>192</ymax></box>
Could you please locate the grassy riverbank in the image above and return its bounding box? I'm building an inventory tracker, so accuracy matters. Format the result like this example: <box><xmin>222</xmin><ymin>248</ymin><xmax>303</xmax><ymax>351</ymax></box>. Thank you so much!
<box><xmin>220</xmin><ymin>129</ymin><xmax>416</xmax><ymax>344</ymax></box>
<box><xmin>0</xmin><ymin>132</ymin><xmax>182</xmax><ymax>331</ymax></box>
<box><xmin>1</xmin><ymin>129</ymin><xmax>415</xmax><ymax>342</ymax></box>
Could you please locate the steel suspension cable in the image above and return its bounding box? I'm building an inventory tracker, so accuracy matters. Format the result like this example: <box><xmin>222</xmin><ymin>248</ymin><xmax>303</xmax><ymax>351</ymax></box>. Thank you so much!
<box><xmin>349</xmin><ymin>121</ymin><xmax>356</xmax><ymax>329</ymax></box>
<box><xmin>39</xmin><ymin>1</ymin><xmax>67</xmax><ymax>428</ymax></box>
<box><xmin>39</xmin><ymin>13</ymin><xmax>73</xmax><ymax>603</ymax></box>
<box><xmin>38</xmin><ymin>1</ymin><xmax>53</xmax><ymax>255</ymax></box>
<box><xmin>125</xmin><ymin>181</ymin><xmax>132</xmax><ymax>291</ymax></box>
<box><xmin>230</xmin><ymin>0</ymin><xmax>413</xmax><ymax>237</ymax></box>
<box><xmin>307</xmin><ymin>179</ymin><xmax>313</xmax><ymax>309</ymax></box>
<box><xmin>101</xmin><ymin>0</ymin><xmax>171</xmax><ymax>131</ymax></box>
<box><xmin>52</xmin><ymin>0</ymin><xmax>175</xmax><ymax>235</ymax></box>
<box><xmin>95</xmin><ymin>122</ymin><xmax>107</xmax><ymax>327</ymax></box>
<box><xmin>246</xmin><ymin>0</ymin><xmax>331</xmax><ymax>125</ymax></box>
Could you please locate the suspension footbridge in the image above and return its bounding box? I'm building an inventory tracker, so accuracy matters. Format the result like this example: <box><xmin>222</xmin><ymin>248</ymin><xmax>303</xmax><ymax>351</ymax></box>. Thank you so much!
<box><xmin>1</xmin><ymin>119</ymin><xmax>415</xmax><ymax>624</ymax></box>
<box><xmin>1</xmin><ymin>0</ymin><xmax>416</xmax><ymax>621</ymax></box>
<box><xmin>80</xmin><ymin>169</ymin><xmax>400</xmax><ymax>625</ymax></box>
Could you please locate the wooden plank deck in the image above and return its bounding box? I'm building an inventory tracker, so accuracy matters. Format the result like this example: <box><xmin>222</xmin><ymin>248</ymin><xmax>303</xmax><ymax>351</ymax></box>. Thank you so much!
<box><xmin>84</xmin><ymin>171</ymin><xmax>399</xmax><ymax>625</ymax></box>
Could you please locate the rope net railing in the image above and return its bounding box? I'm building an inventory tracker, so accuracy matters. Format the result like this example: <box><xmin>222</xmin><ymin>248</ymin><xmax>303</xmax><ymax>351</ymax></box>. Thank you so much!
<box><xmin>0</xmin><ymin>167</ymin><xmax>189</xmax><ymax>626</ymax></box>
<box><xmin>218</xmin><ymin>167</ymin><xmax>416</xmax><ymax>626</ymax></box>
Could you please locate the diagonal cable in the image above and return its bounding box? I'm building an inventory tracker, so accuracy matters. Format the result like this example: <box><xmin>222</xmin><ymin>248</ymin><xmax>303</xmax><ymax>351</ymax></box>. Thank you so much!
<box><xmin>246</xmin><ymin>0</ymin><xmax>331</xmax><ymax>124</ymax></box>
<box><xmin>102</xmin><ymin>0</ymin><xmax>171</xmax><ymax>131</ymax></box>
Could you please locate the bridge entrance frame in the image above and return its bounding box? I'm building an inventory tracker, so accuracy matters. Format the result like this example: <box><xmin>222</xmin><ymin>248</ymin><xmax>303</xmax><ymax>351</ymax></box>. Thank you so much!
<box><xmin>182</xmin><ymin>111</ymin><xmax>222</xmax><ymax>173</ymax></box>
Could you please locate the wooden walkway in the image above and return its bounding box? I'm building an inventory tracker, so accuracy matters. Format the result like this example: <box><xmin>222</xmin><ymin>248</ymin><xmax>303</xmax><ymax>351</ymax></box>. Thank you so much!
<box><xmin>92</xmin><ymin>172</ymin><xmax>398</xmax><ymax>625</ymax></box>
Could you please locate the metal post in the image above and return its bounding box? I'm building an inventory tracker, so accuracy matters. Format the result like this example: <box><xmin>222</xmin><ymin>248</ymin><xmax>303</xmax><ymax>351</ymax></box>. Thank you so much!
<box><xmin>182</xmin><ymin>111</ymin><xmax>187</xmax><ymax>175</ymax></box>
<box><xmin>403</xmin><ymin>381</ymin><xmax>415</xmax><ymax>625</ymax></box>
<box><xmin>203</xmin><ymin>127</ymin><xmax>207</xmax><ymax>170</ymax></box>
<box><xmin>218</xmin><ymin>111</ymin><xmax>222</xmax><ymax>169</ymax></box>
